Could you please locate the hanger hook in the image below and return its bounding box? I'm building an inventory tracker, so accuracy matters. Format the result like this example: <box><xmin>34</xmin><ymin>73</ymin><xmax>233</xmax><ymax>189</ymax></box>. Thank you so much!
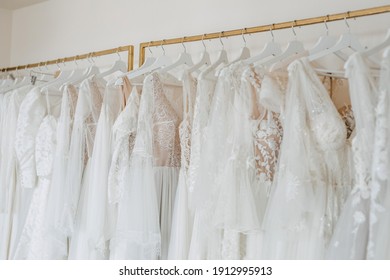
<box><xmin>291</xmin><ymin>20</ymin><xmax>297</xmax><ymax>39</ymax></box>
<box><xmin>116</xmin><ymin>47</ymin><xmax>122</xmax><ymax>60</ymax></box>
<box><xmin>45</xmin><ymin>61</ymin><xmax>49</xmax><ymax>71</ymax></box>
<box><xmin>74</xmin><ymin>55</ymin><xmax>79</xmax><ymax>67</ymax></box>
<box><xmin>181</xmin><ymin>37</ymin><xmax>187</xmax><ymax>53</ymax></box>
<box><xmin>324</xmin><ymin>16</ymin><xmax>329</xmax><ymax>36</ymax></box>
<box><xmin>219</xmin><ymin>31</ymin><xmax>225</xmax><ymax>49</ymax></box>
<box><xmin>201</xmin><ymin>34</ymin><xmax>207</xmax><ymax>50</ymax></box>
<box><xmin>160</xmin><ymin>40</ymin><xmax>166</xmax><ymax>55</ymax></box>
<box><xmin>269</xmin><ymin>24</ymin><xmax>275</xmax><ymax>42</ymax></box>
<box><xmin>344</xmin><ymin>14</ymin><xmax>351</xmax><ymax>33</ymax></box>
<box><xmin>56</xmin><ymin>59</ymin><xmax>61</xmax><ymax>70</ymax></box>
<box><xmin>241</xmin><ymin>28</ymin><xmax>247</xmax><ymax>47</ymax></box>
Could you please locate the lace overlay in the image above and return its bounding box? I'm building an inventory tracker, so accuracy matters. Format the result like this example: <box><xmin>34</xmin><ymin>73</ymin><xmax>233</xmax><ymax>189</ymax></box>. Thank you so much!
<box><xmin>339</xmin><ymin>105</ymin><xmax>355</xmax><ymax>140</ymax></box>
<box><xmin>150</xmin><ymin>73</ymin><xmax>182</xmax><ymax>168</ymax></box>
<box><xmin>14</xmin><ymin>116</ymin><xmax>57</xmax><ymax>259</ymax></box>
<box><xmin>108</xmin><ymin>86</ymin><xmax>141</xmax><ymax>204</ymax></box>
<box><xmin>368</xmin><ymin>51</ymin><xmax>390</xmax><ymax>259</ymax></box>
<box><xmin>15</xmin><ymin>88</ymin><xmax>46</xmax><ymax>189</ymax></box>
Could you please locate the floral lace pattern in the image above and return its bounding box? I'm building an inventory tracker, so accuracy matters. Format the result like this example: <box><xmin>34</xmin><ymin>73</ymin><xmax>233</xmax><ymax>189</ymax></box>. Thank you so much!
<box><xmin>253</xmin><ymin>113</ymin><xmax>283</xmax><ymax>182</ymax></box>
<box><xmin>150</xmin><ymin>73</ymin><xmax>182</xmax><ymax>168</ymax></box>
<box><xmin>108</xmin><ymin>87</ymin><xmax>140</xmax><ymax>204</ymax></box>
<box><xmin>13</xmin><ymin>115</ymin><xmax>57</xmax><ymax>259</ymax></box>
<box><xmin>339</xmin><ymin>105</ymin><xmax>355</xmax><ymax>140</ymax></box>
<box><xmin>15</xmin><ymin>88</ymin><xmax>46</xmax><ymax>189</ymax></box>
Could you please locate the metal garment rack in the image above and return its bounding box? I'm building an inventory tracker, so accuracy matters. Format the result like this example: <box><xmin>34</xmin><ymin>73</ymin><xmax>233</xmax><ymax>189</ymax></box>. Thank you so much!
<box><xmin>139</xmin><ymin>5</ymin><xmax>390</xmax><ymax>67</ymax></box>
<box><xmin>0</xmin><ymin>45</ymin><xmax>134</xmax><ymax>73</ymax></box>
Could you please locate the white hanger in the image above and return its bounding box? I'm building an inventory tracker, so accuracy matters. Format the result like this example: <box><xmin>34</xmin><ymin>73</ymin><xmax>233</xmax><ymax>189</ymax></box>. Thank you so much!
<box><xmin>40</xmin><ymin>60</ymin><xmax>72</xmax><ymax>90</ymax></box>
<box><xmin>245</xmin><ymin>26</ymin><xmax>282</xmax><ymax>65</ymax></box>
<box><xmin>125</xmin><ymin>41</ymin><xmax>172</xmax><ymax>81</ymax></box>
<box><xmin>1</xmin><ymin>67</ymin><xmax>31</xmax><ymax>92</ymax></box>
<box><xmin>308</xmin><ymin>16</ymin><xmax>365</xmax><ymax>62</ymax></box>
<box><xmin>97</xmin><ymin>49</ymin><xmax>127</xmax><ymax>79</ymax></box>
<box><xmin>59</xmin><ymin>58</ymin><xmax>85</xmax><ymax>90</ymax></box>
<box><xmin>188</xmin><ymin>34</ymin><xmax>211</xmax><ymax>74</ymax></box>
<box><xmin>138</xmin><ymin>44</ymin><xmax>156</xmax><ymax>70</ymax></box>
<box><xmin>160</xmin><ymin>37</ymin><xmax>194</xmax><ymax>73</ymax></box>
<box><xmin>309</xmin><ymin>18</ymin><xmax>348</xmax><ymax>61</ymax></box>
<box><xmin>199</xmin><ymin>32</ymin><xmax>229</xmax><ymax>79</ymax></box>
<box><xmin>362</xmin><ymin>28</ymin><xmax>390</xmax><ymax>57</ymax></box>
<box><xmin>261</xmin><ymin>22</ymin><xmax>306</xmax><ymax>69</ymax></box>
<box><xmin>71</xmin><ymin>53</ymin><xmax>100</xmax><ymax>86</ymax></box>
<box><xmin>110</xmin><ymin>43</ymin><xmax>156</xmax><ymax>86</ymax></box>
<box><xmin>230</xmin><ymin>29</ymin><xmax>251</xmax><ymax>64</ymax></box>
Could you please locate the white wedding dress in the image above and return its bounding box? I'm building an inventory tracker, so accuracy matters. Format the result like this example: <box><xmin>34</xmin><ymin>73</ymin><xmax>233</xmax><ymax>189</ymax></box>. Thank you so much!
<box><xmin>66</xmin><ymin>76</ymin><xmax>106</xmax><ymax>259</ymax></box>
<box><xmin>326</xmin><ymin>53</ymin><xmax>378</xmax><ymax>259</ymax></box>
<box><xmin>69</xmin><ymin>80</ymin><xmax>125</xmax><ymax>259</ymax></box>
<box><xmin>168</xmin><ymin>70</ymin><xmax>197</xmax><ymax>259</ymax></box>
<box><xmin>241</xmin><ymin>65</ymin><xmax>284</xmax><ymax>259</ymax></box>
<box><xmin>0</xmin><ymin>85</ymin><xmax>33</xmax><ymax>259</ymax></box>
<box><xmin>13</xmin><ymin>87</ymin><xmax>62</xmax><ymax>259</ymax></box>
<box><xmin>368</xmin><ymin>48</ymin><xmax>390</xmax><ymax>259</ymax></box>
<box><xmin>261</xmin><ymin>58</ymin><xmax>351</xmax><ymax>259</ymax></box>
<box><xmin>43</xmin><ymin>84</ymin><xmax>78</xmax><ymax>259</ymax></box>
<box><xmin>109</xmin><ymin>81</ymin><xmax>142</xmax><ymax>260</ymax></box>
<box><xmin>62</xmin><ymin>76</ymin><xmax>105</xmax><ymax>240</ymax></box>
<box><xmin>113</xmin><ymin>72</ymin><xmax>182</xmax><ymax>259</ymax></box>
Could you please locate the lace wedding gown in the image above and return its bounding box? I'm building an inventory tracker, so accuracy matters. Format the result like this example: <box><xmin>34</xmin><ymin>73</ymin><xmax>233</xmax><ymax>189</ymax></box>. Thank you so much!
<box><xmin>113</xmin><ymin>72</ymin><xmax>182</xmax><ymax>259</ymax></box>
<box><xmin>0</xmin><ymin>85</ymin><xmax>33</xmax><ymax>259</ymax></box>
<box><xmin>368</xmin><ymin>49</ymin><xmax>390</xmax><ymax>259</ymax></box>
<box><xmin>69</xmin><ymin>80</ymin><xmax>126</xmax><ymax>259</ymax></box>
<box><xmin>109</xmin><ymin>82</ymin><xmax>142</xmax><ymax>260</ymax></box>
<box><xmin>168</xmin><ymin>70</ymin><xmax>197</xmax><ymax>259</ymax></box>
<box><xmin>66</xmin><ymin>76</ymin><xmax>107</xmax><ymax>259</ymax></box>
<box><xmin>13</xmin><ymin>87</ymin><xmax>62</xmax><ymax>259</ymax></box>
<box><xmin>61</xmin><ymin>76</ymin><xmax>105</xmax><ymax>239</ymax></box>
<box><xmin>327</xmin><ymin>53</ymin><xmax>378</xmax><ymax>259</ymax></box>
<box><xmin>261</xmin><ymin>58</ymin><xmax>351</xmax><ymax>259</ymax></box>
<box><xmin>241</xmin><ymin>66</ymin><xmax>284</xmax><ymax>259</ymax></box>
<box><xmin>42</xmin><ymin>84</ymin><xmax>78</xmax><ymax>259</ymax></box>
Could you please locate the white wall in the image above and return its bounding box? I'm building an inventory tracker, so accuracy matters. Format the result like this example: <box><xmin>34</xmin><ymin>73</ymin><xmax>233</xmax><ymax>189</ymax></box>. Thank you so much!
<box><xmin>8</xmin><ymin>0</ymin><xmax>390</xmax><ymax>69</ymax></box>
<box><xmin>0</xmin><ymin>8</ymin><xmax>12</xmax><ymax>68</ymax></box>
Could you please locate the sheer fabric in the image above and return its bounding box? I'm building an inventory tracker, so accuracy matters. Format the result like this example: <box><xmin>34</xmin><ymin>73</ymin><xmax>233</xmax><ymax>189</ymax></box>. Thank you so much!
<box><xmin>326</xmin><ymin>53</ymin><xmax>378</xmax><ymax>259</ymax></box>
<box><xmin>261</xmin><ymin>58</ymin><xmax>351</xmax><ymax>259</ymax></box>
<box><xmin>368</xmin><ymin>49</ymin><xmax>390</xmax><ymax>259</ymax></box>
<box><xmin>113</xmin><ymin>72</ymin><xmax>182</xmax><ymax>259</ymax></box>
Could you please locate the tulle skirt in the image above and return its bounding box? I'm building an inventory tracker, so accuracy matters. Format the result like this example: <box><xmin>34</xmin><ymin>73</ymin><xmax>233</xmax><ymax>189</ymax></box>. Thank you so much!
<box><xmin>167</xmin><ymin>168</ymin><xmax>193</xmax><ymax>259</ymax></box>
<box><xmin>326</xmin><ymin>187</ymin><xmax>370</xmax><ymax>259</ymax></box>
<box><xmin>110</xmin><ymin>166</ymin><xmax>179</xmax><ymax>260</ymax></box>
<box><xmin>68</xmin><ymin>161</ymin><xmax>98</xmax><ymax>259</ymax></box>
<box><xmin>189</xmin><ymin>159</ymin><xmax>264</xmax><ymax>259</ymax></box>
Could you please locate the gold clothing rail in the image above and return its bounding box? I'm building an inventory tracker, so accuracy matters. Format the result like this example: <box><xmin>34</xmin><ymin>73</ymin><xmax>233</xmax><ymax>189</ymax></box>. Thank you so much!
<box><xmin>139</xmin><ymin>5</ymin><xmax>390</xmax><ymax>66</ymax></box>
<box><xmin>0</xmin><ymin>45</ymin><xmax>134</xmax><ymax>73</ymax></box>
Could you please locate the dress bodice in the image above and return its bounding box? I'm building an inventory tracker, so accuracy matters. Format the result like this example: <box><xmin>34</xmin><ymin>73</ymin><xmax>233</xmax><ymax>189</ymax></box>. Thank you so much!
<box><xmin>145</xmin><ymin>72</ymin><xmax>183</xmax><ymax>167</ymax></box>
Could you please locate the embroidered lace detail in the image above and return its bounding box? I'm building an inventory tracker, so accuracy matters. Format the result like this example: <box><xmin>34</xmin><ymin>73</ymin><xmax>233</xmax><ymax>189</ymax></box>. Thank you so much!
<box><xmin>339</xmin><ymin>105</ymin><xmax>355</xmax><ymax>140</ymax></box>
<box><xmin>253</xmin><ymin>112</ymin><xmax>283</xmax><ymax>182</ymax></box>
<box><xmin>13</xmin><ymin>116</ymin><xmax>57</xmax><ymax>259</ymax></box>
<box><xmin>368</xmin><ymin>54</ymin><xmax>389</xmax><ymax>258</ymax></box>
<box><xmin>150</xmin><ymin>73</ymin><xmax>182</xmax><ymax>168</ymax></box>
<box><xmin>15</xmin><ymin>89</ymin><xmax>46</xmax><ymax>189</ymax></box>
<box><xmin>179</xmin><ymin>73</ymin><xmax>197</xmax><ymax>176</ymax></box>
<box><xmin>108</xmin><ymin>89</ymin><xmax>140</xmax><ymax>204</ymax></box>
<box><xmin>188</xmin><ymin>77</ymin><xmax>216</xmax><ymax>195</ymax></box>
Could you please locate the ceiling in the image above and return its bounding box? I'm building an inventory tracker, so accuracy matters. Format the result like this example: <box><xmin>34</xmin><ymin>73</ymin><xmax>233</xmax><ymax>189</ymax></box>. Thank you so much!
<box><xmin>0</xmin><ymin>0</ymin><xmax>49</xmax><ymax>10</ymax></box>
